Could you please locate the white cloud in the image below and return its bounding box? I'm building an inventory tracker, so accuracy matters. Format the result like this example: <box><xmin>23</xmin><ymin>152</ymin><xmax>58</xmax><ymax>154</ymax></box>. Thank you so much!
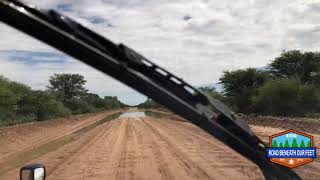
<box><xmin>0</xmin><ymin>0</ymin><xmax>319</xmax><ymax>105</ymax></box>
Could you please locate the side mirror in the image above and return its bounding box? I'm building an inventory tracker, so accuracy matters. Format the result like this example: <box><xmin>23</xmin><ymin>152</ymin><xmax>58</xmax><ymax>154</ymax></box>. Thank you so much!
<box><xmin>20</xmin><ymin>164</ymin><xmax>46</xmax><ymax>180</ymax></box>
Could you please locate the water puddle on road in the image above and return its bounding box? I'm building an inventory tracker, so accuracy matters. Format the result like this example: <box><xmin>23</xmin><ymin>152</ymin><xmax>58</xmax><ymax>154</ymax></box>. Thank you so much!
<box><xmin>119</xmin><ymin>112</ymin><xmax>146</xmax><ymax>118</ymax></box>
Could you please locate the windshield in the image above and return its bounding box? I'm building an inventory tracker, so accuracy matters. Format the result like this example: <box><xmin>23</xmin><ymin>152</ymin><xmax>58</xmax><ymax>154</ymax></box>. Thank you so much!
<box><xmin>0</xmin><ymin>0</ymin><xmax>319</xmax><ymax>180</ymax></box>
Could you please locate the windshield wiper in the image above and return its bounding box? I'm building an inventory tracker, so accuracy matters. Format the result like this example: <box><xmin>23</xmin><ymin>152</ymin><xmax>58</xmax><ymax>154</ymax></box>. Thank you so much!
<box><xmin>0</xmin><ymin>1</ymin><xmax>301</xmax><ymax>179</ymax></box>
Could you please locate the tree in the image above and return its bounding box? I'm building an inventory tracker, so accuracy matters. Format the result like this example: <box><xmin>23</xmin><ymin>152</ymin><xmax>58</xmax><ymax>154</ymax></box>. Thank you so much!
<box><xmin>272</xmin><ymin>140</ymin><xmax>278</xmax><ymax>148</ymax></box>
<box><xmin>0</xmin><ymin>76</ymin><xmax>33</xmax><ymax>121</ymax></box>
<box><xmin>82</xmin><ymin>93</ymin><xmax>105</xmax><ymax>109</ymax></box>
<box><xmin>0</xmin><ymin>75</ymin><xmax>125</xmax><ymax>126</ymax></box>
<box><xmin>252</xmin><ymin>79</ymin><xmax>320</xmax><ymax>116</ymax></box>
<box><xmin>18</xmin><ymin>90</ymin><xmax>70</xmax><ymax>120</ymax></box>
<box><xmin>252</xmin><ymin>79</ymin><xmax>300</xmax><ymax>116</ymax></box>
<box><xmin>284</xmin><ymin>140</ymin><xmax>290</xmax><ymax>147</ymax></box>
<box><xmin>219</xmin><ymin>68</ymin><xmax>269</xmax><ymax>112</ymax></box>
<box><xmin>198</xmin><ymin>86</ymin><xmax>225</xmax><ymax>101</ymax></box>
<box><xmin>47</xmin><ymin>74</ymin><xmax>88</xmax><ymax>102</ymax></box>
<box><xmin>291</xmin><ymin>138</ymin><xmax>298</xmax><ymax>148</ymax></box>
<box><xmin>297</xmin><ymin>84</ymin><xmax>320</xmax><ymax>114</ymax></box>
<box><xmin>104</xmin><ymin>96</ymin><xmax>122</xmax><ymax>109</ymax></box>
<box><xmin>279</xmin><ymin>142</ymin><xmax>284</xmax><ymax>148</ymax></box>
<box><xmin>65</xmin><ymin>97</ymin><xmax>94</xmax><ymax>115</ymax></box>
<box><xmin>137</xmin><ymin>98</ymin><xmax>162</xmax><ymax>109</ymax></box>
<box><xmin>300</xmin><ymin>140</ymin><xmax>306</xmax><ymax>148</ymax></box>
<box><xmin>269</xmin><ymin>50</ymin><xmax>320</xmax><ymax>84</ymax></box>
<box><xmin>307</xmin><ymin>141</ymin><xmax>311</xmax><ymax>147</ymax></box>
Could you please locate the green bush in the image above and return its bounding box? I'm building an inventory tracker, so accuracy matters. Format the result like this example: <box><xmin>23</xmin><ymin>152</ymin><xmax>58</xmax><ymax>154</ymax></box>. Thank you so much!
<box><xmin>36</xmin><ymin>95</ymin><xmax>71</xmax><ymax>120</ymax></box>
<box><xmin>82</xmin><ymin>93</ymin><xmax>106</xmax><ymax>109</ymax></box>
<box><xmin>0</xmin><ymin>114</ymin><xmax>35</xmax><ymax>126</ymax></box>
<box><xmin>66</xmin><ymin>95</ymin><xmax>125</xmax><ymax>115</ymax></box>
<box><xmin>297</xmin><ymin>84</ymin><xmax>320</xmax><ymax>114</ymax></box>
<box><xmin>104</xmin><ymin>96</ymin><xmax>121</xmax><ymax>109</ymax></box>
<box><xmin>65</xmin><ymin>98</ymin><xmax>95</xmax><ymax>115</ymax></box>
<box><xmin>0</xmin><ymin>86</ymin><xmax>18</xmax><ymax>115</ymax></box>
<box><xmin>17</xmin><ymin>92</ymin><xmax>39</xmax><ymax>116</ymax></box>
<box><xmin>219</xmin><ymin>68</ymin><xmax>269</xmax><ymax>113</ymax></box>
<box><xmin>19</xmin><ymin>91</ymin><xmax>71</xmax><ymax>121</ymax></box>
<box><xmin>137</xmin><ymin>99</ymin><xmax>163</xmax><ymax>109</ymax></box>
<box><xmin>0</xmin><ymin>76</ymin><xmax>32</xmax><ymax>124</ymax></box>
<box><xmin>0</xmin><ymin>75</ymin><xmax>125</xmax><ymax>126</ymax></box>
<box><xmin>0</xmin><ymin>77</ymin><xmax>28</xmax><ymax>105</ymax></box>
<box><xmin>0</xmin><ymin>79</ymin><xmax>71</xmax><ymax>124</ymax></box>
<box><xmin>252</xmin><ymin>79</ymin><xmax>320</xmax><ymax>116</ymax></box>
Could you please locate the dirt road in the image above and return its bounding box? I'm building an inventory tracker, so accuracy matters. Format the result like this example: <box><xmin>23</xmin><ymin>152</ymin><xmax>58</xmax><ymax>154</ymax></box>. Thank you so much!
<box><xmin>0</xmin><ymin>111</ymin><xmax>120</xmax><ymax>163</ymax></box>
<box><xmin>0</xmin><ymin>111</ymin><xmax>319</xmax><ymax>179</ymax></box>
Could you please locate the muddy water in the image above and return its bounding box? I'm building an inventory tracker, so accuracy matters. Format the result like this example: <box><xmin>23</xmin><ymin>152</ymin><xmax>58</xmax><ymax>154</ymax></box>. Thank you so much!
<box><xmin>119</xmin><ymin>111</ymin><xmax>146</xmax><ymax>118</ymax></box>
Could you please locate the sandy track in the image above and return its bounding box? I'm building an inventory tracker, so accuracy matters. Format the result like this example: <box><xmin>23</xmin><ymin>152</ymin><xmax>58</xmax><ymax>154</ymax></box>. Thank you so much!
<box><xmin>45</xmin><ymin>117</ymin><xmax>264</xmax><ymax>180</ymax></box>
<box><xmin>0</xmin><ymin>111</ymin><xmax>121</xmax><ymax>177</ymax></box>
<box><xmin>1</xmin><ymin>117</ymin><xmax>262</xmax><ymax>180</ymax></box>
<box><xmin>0</xmin><ymin>111</ymin><xmax>119</xmax><ymax>163</ymax></box>
<box><xmin>0</xmin><ymin>113</ymin><xmax>319</xmax><ymax>179</ymax></box>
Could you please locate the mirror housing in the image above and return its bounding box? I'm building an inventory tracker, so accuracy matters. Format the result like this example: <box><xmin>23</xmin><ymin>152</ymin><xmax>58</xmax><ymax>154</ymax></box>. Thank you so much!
<box><xmin>20</xmin><ymin>164</ymin><xmax>46</xmax><ymax>180</ymax></box>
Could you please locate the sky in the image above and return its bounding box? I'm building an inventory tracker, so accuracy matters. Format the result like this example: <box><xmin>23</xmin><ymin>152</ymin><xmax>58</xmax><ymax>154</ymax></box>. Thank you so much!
<box><xmin>272</xmin><ymin>132</ymin><xmax>311</xmax><ymax>147</ymax></box>
<box><xmin>0</xmin><ymin>0</ymin><xmax>320</xmax><ymax>105</ymax></box>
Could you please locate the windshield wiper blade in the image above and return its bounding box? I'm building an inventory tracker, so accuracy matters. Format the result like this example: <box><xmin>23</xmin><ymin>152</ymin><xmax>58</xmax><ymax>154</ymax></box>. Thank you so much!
<box><xmin>0</xmin><ymin>1</ymin><xmax>301</xmax><ymax>179</ymax></box>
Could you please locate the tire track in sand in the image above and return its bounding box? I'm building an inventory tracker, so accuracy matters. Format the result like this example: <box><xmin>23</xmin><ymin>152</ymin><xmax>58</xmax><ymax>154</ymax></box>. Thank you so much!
<box><xmin>142</xmin><ymin>119</ymin><xmax>213</xmax><ymax>180</ymax></box>
<box><xmin>47</xmin><ymin>119</ymin><xmax>120</xmax><ymax>178</ymax></box>
<box><xmin>145</xmin><ymin>117</ymin><xmax>263</xmax><ymax>180</ymax></box>
<box><xmin>1</xmin><ymin>114</ymin><xmax>267</xmax><ymax>180</ymax></box>
<box><xmin>0</xmin><ymin>112</ymin><xmax>121</xmax><ymax>178</ymax></box>
<box><xmin>132</xmin><ymin>119</ymin><xmax>175</xmax><ymax>180</ymax></box>
<box><xmin>47</xmin><ymin>119</ymin><xmax>124</xmax><ymax>180</ymax></box>
<box><xmin>47</xmin><ymin>117</ymin><xmax>262</xmax><ymax>180</ymax></box>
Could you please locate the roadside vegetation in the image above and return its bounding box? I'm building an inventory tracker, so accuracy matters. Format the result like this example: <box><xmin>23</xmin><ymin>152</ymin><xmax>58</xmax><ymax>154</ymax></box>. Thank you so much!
<box><xmin>137</xmin><ymin>98</ymin><xmax>163</xmax><ymax>109</ymax></box>
<box><xmin>199</xmin><ymin>50</ymin><xmax>320</xmax><ymax>117</ymax></box>
<box><xmin>0</xmin><ymin>73</ymin><xmax>126</xmax><ymax>126</ymax></box>
<box><xmin>138</xmin><ymin>50</ymin><xmax>320</xmax><ymax>117</ymax></box>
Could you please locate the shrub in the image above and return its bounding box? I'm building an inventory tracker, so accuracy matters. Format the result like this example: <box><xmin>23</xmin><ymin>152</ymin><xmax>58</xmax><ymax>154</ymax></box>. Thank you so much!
<box><xmin>65</xmin><ymin>98</ymin><xmax>95</xmax><ymax>115</ymax></box>
<box><xmin>252</xmin><ymin>79</ymin><xmax>300</xmax><ymax>116</ymax></box>
<box><xmin>297</xmin><ymin>84</ymin><xmax>320</xmax><ymax>114</ymax></box>
<box><xmin>104</xmin><ymin>96</ymin><xmax>121</xmax><ymax>109</ymax></box>
<box><xmin>252</xmin><ymin>79</ymin><xmax>320</xmax><ymax>116</ymax></box>
<box><xmin>0</xmin><ymin>75</ymin><xmax>124</xmax><ymax>126</ymax></box>
<box><xmin>0</xmin><ymin>77</ymin><xmax>31</xmax><ymax>123</ymax></box>
<box><xmin>20</xmin><ymin>91</ymin><xmax>71</xmax><ymax>121</ymax></box>
<box><xmin>0</xmin><ymin>86</ymin><xmax>18</xmax><ymax>115</ymax></box>
<box><xmin>37</xmin><ymin>98</ymin><xmax>71</xmax><ymax>121</ymax></box>
<box><xmin>82</xmin><ymin>93</ymin><xmax>106</xmax><ymax>109</ymax></box>
<box><xmin>137</xmin><ymin>99</ymin><xmax>163</xmax><ymax>109</ymax></box>
<box><xmin>0</xmin><ymin>114</ymin><xmax>35</xmax><ymax>126</ymax></box>
<box><xmin>219</xmin><ymin>68</ymin><xmax>269</xmax><ymax>113</ymax></box>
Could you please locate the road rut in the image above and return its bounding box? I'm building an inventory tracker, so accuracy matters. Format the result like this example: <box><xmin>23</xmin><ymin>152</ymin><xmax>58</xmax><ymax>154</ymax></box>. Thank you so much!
<box><xmin>1</xmin><ymin>113</ymin><xmax>319</xmax><ymax>179</ymax></box>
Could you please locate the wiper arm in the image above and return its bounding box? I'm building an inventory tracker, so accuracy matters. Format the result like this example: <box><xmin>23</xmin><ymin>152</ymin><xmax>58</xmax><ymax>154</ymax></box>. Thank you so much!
<box><xmin>0</xmin><ymin>1</ymin><xmax>301</xmax><ymax>179</ymax></box>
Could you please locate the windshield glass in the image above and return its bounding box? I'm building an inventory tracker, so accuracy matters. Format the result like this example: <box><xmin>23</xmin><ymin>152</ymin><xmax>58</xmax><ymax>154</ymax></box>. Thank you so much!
<box><xmin>0</xmin><ymin>0</ymin><xmax>319</xmax><ymax>180</ymax></box>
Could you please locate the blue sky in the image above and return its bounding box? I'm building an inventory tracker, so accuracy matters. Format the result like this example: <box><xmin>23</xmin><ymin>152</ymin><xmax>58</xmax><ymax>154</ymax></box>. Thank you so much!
<box><xmin>272</xmin><ymin>132</ymin><xmax>311</xmax><ymax>147</ymax></box>
<box><xmin>0</xmin><ymin>0</ymin><xmax>320</xmax><ymax>105</ymax></box>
